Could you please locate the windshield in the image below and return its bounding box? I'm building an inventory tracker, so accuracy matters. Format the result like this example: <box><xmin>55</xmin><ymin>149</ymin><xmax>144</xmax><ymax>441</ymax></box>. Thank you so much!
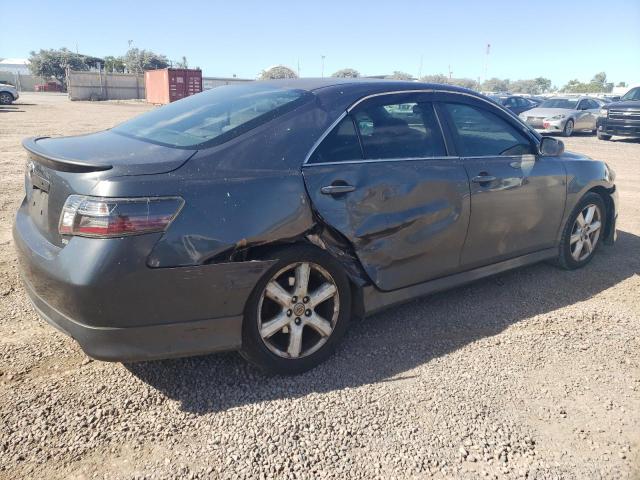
<box><xmin>539</xmin><ymin>98</ymin><xmax>578</xmax><ymax>109</ymax></box>
<box><xmin>621</xmin><ymin>88</ymin><xmax>640</xmax><ymax>101</ymax></box>
<box><xmin>113</xmin><ymin>83</ymin><xmax>312</xmax><ymax>148</ymax></box>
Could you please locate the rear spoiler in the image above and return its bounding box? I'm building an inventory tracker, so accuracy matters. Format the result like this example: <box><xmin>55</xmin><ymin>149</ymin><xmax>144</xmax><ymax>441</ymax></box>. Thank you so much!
<box><xmin>22</xmin><ymin>137</ymin><xmax>112</xmax><ymax>173</ymax></box>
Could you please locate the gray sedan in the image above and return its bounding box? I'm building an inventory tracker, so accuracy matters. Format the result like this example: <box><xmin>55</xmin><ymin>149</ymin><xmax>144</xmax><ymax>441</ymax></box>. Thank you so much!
<box><xmin>13</xmin><ymin>80</ymin><xmax>618</xmax><ymax>374</ymax></box>
<box><xmin>519</xmin><ymin>97</ymin><xmax>606</xmax><ymax>136</ymax></box>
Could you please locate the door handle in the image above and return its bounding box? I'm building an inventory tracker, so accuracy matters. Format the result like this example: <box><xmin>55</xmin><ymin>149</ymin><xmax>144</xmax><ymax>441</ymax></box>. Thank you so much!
<box><xmin>471</xmin><ymin>175</ymin><xmax>497</xmax><ymax>183</ymax></box>
<box><xmin>321</xmin><ymin>184</ymin><xmax>356</xmax><ymax>195</ymax></box>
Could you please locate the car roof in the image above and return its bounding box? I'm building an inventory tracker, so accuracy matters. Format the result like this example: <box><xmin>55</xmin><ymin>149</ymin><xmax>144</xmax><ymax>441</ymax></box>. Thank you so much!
<box><xmin>256</xmin><ymin>78</ymin><xmax>475</xmax><ymax>95</ymax></box>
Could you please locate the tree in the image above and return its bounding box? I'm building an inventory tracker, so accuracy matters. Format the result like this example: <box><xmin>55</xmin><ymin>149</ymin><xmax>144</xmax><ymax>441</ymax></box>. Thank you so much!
<box><xmin>386</xmin><ymin>71</ymin><xmax>413</xmax><ymax>81</ymax></box>
<box><xmin>332</xmin><ymin>68</ymin><xmax>360</xmax><ymax>78</ymax></box>
<box><xmin>123</xmin><ymin>48</ymin><xmax>169</xmax><ymax>74</ymax></box>
<box><xmin>534</xmin><ymin>77</ymin><xmax>552</xmax><ymax>94</ymax></box>
<box><xmin>176</xmin><ymin>56</ymin><xmax>188</xmax><ymax>69</ymax></box>
<box><xmin>103</xmin><ymin>56</ymin><xmax>125</xmax><ymax>73</ymax></box>
<box><xmin>420</xmin><ymin>74</ymin><xmax>449</xmax><ymax>84</ymax></box>
<box><xmin>448</xmin><ymin>77</ymin><xmax>477</xmax><ymax>89</ymax></box>
<box><xmin>481</xmin><ymin>77</ymin><xmax>510</xmax><ymax>92</ymax></box>
<box><xmin>616</xmin><ymin>81</ymin><xmax>627</xmax><ymax>88</ymax></box>
<box><xmin>28</xmin><ymin>48</ymin><xmax>97</xmax><ymax>89</ymax></box>
<box><xmin>259</xmin><ymin>65</ymin><xmax>298</xmax><ymax>80</ymax></box>
<box><xmin>561</xmin><ymin>73</ymin><xmax>613</xmax><ymax>93</ymax></box>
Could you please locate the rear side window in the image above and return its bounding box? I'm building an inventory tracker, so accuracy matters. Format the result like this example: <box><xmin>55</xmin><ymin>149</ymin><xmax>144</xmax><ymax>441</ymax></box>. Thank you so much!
<box><xmin>112</xmin><ymin>84</ymin><xmax>312</xmax><ymax>149</ymax></box>
<box><xmin>308</xmin><ymin>116</ymin><xmax>362</xmax><ymax>164</ymax></box>
<box><xmin>352</xmin><ymin>100</ymin><xmax>446</xmax><ymax>159</ymax></box>
<box><xmin>442</xmin><ymin>102</ymin><xmax>535</xmax><ymax>157</ymax></box>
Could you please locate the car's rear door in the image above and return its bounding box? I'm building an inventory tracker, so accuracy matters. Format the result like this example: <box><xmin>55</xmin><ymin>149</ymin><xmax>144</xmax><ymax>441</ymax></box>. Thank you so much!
<box><xmin>436</xmin><ymin>93</ymin><xmax>566</xmax><ymax>269</ymax></box>
<box><xmin>302</xmin><ymin>92</ymin><xmax>470</xmax><ymax>291</ymax></box>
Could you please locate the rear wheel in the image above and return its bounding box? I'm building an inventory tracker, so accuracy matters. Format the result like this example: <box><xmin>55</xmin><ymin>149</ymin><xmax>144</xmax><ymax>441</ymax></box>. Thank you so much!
<box><xmin>562</xmin><ymin>119</ymin><xmax>574</xmax><ymax>137</ymax></box>
<box><xmin>557</xmin><ymin>192</ymin><xmax>606</xmax><ymax>269</ymax></box>
<box><xmin>597</xmin><ymin>131</ymin><xmax>612</xmax><ymax>141</ymax></box>
<box><xmin>240</xmin><ymin>245</ymin><xmax>351</xmax><ymax>374</ymax></box>
<box><xmin>0</xmin><ymin>92</ymin><xmax>13</xmax><ymax>105</ymax></box>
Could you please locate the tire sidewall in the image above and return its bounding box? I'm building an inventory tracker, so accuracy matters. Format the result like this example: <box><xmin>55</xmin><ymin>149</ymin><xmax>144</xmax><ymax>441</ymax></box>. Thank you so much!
<box><xmin>0</xmin><ymin>93</ymin><xmax>13</xmax><ymax>105</ymax></box>
<box><xmin>240</xmin><ymin>245</ymin><xmax>351</xmax><ymax>374</ymax></box>
<box><xmin>563</xmin><ymin>119</ymin><xmax>574</xmax><ymax>137</ymax></box>
<box><xmin>559</xmin><ymin>193</ymin><xmax>606</xmax><ymax>269</ymax></box>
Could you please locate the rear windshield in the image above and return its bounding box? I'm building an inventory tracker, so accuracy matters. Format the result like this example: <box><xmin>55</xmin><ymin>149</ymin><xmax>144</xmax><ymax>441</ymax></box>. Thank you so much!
<box><xmin>112</xmin><ymin>84</ymin><xmax>313</xmax><ymax>148</ymax></box>
<box><xmin>539</xmin><ymin>98</ymin><xmax>578</xmax><ymax>109</ymax></box>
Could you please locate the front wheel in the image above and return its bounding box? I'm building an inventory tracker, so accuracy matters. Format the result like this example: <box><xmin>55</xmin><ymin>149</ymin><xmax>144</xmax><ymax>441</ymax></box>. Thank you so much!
<box><xmin>597</xmin><ymin>131</ymin><xmax>612</xmax><ymax>141</ymax></box>
<box><xmin>562</xmin><ymin>119</ymin><xmax>574</xmax><ymax>137</ymax></box>
<box><xmin>557</xmin><ymin>192</ymin><xmax>606</xmax><ymax>270</ymax></box>
<box><xmin>240</xmin><ymin>245</ymin><xmax>351</xmax><ymax>374</ymax></box>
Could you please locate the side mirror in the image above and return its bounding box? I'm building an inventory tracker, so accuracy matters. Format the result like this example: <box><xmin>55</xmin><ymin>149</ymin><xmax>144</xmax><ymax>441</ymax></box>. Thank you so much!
<box><xmin>540</xmin><ymin>137</ymin><xmax>565</xmax><ymax>156</ymax></box>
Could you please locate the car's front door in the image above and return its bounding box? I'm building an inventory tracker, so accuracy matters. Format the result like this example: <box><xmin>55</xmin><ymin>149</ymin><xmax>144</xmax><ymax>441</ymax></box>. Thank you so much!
<box><xmin>302</xmin><ymin>92</ymin><xmax>470</xmax><ymax>291</ymax></box>
<box><xmin>437</xmin><ymin>95</ymin><xmax>566</xmax><ymax>269</ymax></box>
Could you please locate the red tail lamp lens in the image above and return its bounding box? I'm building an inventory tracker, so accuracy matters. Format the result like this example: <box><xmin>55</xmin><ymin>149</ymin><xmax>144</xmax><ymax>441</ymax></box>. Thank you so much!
<box><xmin>59</xmin><ymin>195</ymin><xmax>183</xmax><ymax>238</ymax></box>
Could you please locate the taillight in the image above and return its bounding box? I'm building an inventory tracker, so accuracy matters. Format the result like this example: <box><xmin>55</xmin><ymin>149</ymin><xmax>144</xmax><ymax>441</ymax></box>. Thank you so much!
<box><xmin>59</xmin><ymin>195</ymin><xmax>183</xmax><ymax>238</ymax></box>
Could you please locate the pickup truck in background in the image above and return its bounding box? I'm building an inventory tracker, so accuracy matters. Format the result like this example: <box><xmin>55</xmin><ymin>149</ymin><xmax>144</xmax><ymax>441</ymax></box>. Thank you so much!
<box><xmin>597</xmin><ymin>86</ymin><xmax>640</xmax><ymax>140</ymax></box>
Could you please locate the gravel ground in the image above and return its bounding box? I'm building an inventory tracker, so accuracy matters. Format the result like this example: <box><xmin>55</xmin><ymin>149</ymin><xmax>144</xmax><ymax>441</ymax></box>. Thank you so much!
<box><xmin>0</xmin><ymin>93</ymin><xmax>639</xmax><ymax>480</ymax></box>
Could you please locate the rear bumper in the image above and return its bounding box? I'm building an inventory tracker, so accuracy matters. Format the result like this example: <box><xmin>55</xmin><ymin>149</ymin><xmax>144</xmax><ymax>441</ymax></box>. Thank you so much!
<box><xmin>13</xmin><ymin>200</ymin><xmax>275</xmax><ymax>361</ymax></box>
<box><xmin>23</xmin><ymin>275</ymin><xmax>243</xmax><ymax>361</ymax></box>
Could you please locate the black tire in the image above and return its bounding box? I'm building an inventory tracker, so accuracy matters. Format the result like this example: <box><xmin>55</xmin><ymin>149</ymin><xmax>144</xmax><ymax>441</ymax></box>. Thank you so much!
<box><xmin>557</xmin><ymin>192</ymin><xmax>606</xmax><ymax>270</ymax></box>
<box><xmin>0</xmin><ymin>92</ymin><xmax>13</xmax><ymax>105</ymax></box>
<box><xmin>240</xmin><ymin>245</ymin><xmax>351</xmax><ymax>374</ymax></box>
<box><xmin>562</xmin><ymin>119</ymin><xmax>574</xmax><ymax>137</ymax></box>
<box><xmin>597</xmin><ymin>131</ymin><xmax>612</xmax><ymax>141</ymax></box>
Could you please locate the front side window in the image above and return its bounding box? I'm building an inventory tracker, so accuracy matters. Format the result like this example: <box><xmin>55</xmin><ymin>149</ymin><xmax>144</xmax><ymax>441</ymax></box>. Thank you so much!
<box><xmin>442</xmin><ymin>102</ymin><xmax>535</xmax><ymax>157</ymax></box>
<box><xmin>113</xmin><ymin>84</ymin><xmax>312</xmax><ymax>148</ymax></box>
<box><xmin>351</xmin><ymin>99</ymin><xmax>446</xmax><ymax>159</ymax></box>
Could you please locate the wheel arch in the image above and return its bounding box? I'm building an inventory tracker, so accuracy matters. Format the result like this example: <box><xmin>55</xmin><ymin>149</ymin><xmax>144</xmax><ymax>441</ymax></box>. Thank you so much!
<box><xmin>586</xmin><ymin>185</ymin><xmax>615</xmax><ymax>243</ymax></box>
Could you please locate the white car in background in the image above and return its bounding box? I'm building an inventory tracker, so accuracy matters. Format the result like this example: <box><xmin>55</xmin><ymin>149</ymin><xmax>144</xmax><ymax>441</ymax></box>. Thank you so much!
<box><xmin>0</xmin><ymin>83</ymin><xmax>19</xmax><ymax>105</ymax></box>
<box><xmin>519</xmin><ymin>97</ymin><xmax>605</xmax><ymax>137</ymax></box>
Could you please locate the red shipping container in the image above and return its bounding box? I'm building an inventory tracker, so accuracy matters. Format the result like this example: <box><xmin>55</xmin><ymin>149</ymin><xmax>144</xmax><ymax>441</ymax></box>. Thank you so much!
<box><xmin>145</xmin><ymin>68</ymin><xmax>203</xmax><ymax>104</ymax></box>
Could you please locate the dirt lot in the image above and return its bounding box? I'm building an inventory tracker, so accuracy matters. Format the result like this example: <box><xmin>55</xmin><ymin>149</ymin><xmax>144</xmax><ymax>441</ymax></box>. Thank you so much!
<box><xmin>1</xmin><ymin>92</ymin><xmax>639</xmax><ymax>480</ymax></box>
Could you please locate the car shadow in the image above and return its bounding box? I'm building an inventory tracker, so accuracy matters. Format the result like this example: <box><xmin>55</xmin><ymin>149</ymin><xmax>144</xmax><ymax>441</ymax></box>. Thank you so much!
<box><xmin>0</xmin><ymin>105</ymin><xmax>25</xmax><ymax>113</ymax></box>
<box><xmin>126</xmin><ymin>230</ymin><xmax>640</xmax><ymax>414</ymax></box>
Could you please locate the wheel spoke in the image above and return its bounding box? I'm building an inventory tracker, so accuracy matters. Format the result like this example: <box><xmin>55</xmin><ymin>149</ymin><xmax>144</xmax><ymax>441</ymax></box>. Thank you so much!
<box><xmin>265</xmin><ymin>281</ymin><xmax>291</xmax><ymax>308</ymax></box>
<box><xmin>306</xmin><ymin>313</ymin><xmax>333</xmax><ymax>337</ymax></box>
<box><xmin>570</xmin><ymin>233</ymin><xmax>581</xmax><ymax>245</ymax></box>
<box><xmin>309</xmin><ymin>283</ymin><xmax>337</xmax><ymax>308</ymax></box>
<box><xmin>584</xmin><ymin>205</ymin><xmax>596</xmax><ymax>224</ymax></box>
<box><xmin>293</xmin><ymin>263</ymin><xmax>310</xmax><ymax>298</ymax></box>
<box><xmin>287</xmin><ymin>326</ymin><xmax>303</xmax><ymax>358</ymax></box>
<box><xmin>575</xmin><ymin>213</ymin><xmax>586</xmax><ymax>227</ymax></box>
<box><xmin>260</xmin><ymin>312</ymin><xmax>290</xmax><ymax>339</ymax></box>
<box><xmin>588</xmin><ymin>220</ymin><xmax>601</xmax><ymax>234</ymax></box>
<box><xmin>583</xmin><ymin>237</ymin><xmax>592</xmax><ymax>255</ymax></box>
<box><xmin>572</xmin><ymin>240</ymin><xmax>584</xmax><ymax>260</ymax></box>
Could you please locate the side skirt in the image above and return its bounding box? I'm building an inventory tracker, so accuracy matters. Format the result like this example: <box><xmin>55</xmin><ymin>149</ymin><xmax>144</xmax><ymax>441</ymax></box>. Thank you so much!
<box><xmin>363</xmin><ymin>248</ymin><xmax>557</xmax><ymax>315</ymax></box>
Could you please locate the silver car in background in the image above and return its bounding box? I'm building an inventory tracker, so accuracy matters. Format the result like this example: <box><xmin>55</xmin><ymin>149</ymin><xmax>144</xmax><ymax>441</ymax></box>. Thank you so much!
<box><xmin>519</xmin><ymin>97</ymin><xmax>605</xmax><ymax>137</ymax></box>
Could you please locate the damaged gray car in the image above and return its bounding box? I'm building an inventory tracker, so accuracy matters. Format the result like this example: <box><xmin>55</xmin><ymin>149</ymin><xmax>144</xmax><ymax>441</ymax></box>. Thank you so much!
<box><xmin>14</xmin><ymin>79</ymin><xmax>618</xmax><ymax>374</ymax></box>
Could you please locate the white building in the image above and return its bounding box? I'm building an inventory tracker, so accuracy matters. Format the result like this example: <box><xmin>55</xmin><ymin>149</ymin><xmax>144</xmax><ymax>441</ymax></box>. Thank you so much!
<box><xmin>0</xmin><ymin>58</ymin><xmax>30</xmax><ymax>75</ymax></box>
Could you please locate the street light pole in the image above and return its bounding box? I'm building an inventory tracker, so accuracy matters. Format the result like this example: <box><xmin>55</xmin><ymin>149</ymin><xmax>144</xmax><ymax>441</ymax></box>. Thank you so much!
<box><xmin>321</xmin><ymin>55</ymin><xmax>325</xmax><ymax>78</ymax></box>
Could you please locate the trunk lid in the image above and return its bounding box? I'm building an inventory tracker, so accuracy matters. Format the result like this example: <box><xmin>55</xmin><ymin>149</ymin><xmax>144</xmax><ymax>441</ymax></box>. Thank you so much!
<box><xmin>22</xmin><ymin>133</ymin><xmax>195</xmax><ymax>246</ymax></box>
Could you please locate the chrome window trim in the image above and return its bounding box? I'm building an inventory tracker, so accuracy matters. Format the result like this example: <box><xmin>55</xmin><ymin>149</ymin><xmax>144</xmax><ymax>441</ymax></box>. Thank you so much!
<box><xmin>304</xmin><ymin>156</ymin><xmax>459</xmax><ymax>167</ymax></box>
<box><xmin>302</xmin><ymin>88</ymin><xmax>539</xmax><ymax>167</ymax></box>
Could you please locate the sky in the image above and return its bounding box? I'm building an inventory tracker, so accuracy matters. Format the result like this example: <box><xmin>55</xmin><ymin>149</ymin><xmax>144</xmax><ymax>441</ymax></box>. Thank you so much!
<box><xmin>2</xmin><ymin>0</ymin><xmax>639</xmax><ymax>87</ymax></box>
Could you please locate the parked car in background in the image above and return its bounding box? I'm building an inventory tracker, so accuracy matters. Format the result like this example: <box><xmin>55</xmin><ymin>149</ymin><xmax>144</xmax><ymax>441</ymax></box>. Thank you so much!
<box><xmin>490</xmin><ymin>95</ymin><xmax>540</xmax><ymax>115</ymax></box>
<box><xmin>519</xmin><ymin>96</ymin><xmax>606</xmax><ymax>136</ymax></box>
<box><xmin>13</xmin><ymin>80</ymin><xmax>618</xmax><ymax>374</ymax></box>
<box><xmin>0</xmin><ymin>83</ymin><xmax>19</xmax><ymax>105</ymax></box>
<box><xmin>596</xmin><ymin>87</ymin><xmax>640</xmax><ymax>141</ymax></box>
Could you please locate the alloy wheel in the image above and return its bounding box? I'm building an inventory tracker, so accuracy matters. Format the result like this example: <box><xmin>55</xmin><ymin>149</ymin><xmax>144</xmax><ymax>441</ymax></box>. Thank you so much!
<box><xmin>564</xmin><ymin>120</ymin><xmax>574</xmax><ymax>136</ymax></box>
<box><xmin>257</xmin><ymin>262</ymin><xmax>339</xmax><ymax>359</ymax></box>
<box><xmin>0</xmin><ymin>93</ymin><xmax>12</xmax><ymax>105</ymax></box>
<box><xmin>570</xmin><ymin>203</ymin><xmax>602</xmax><ymax>262</ymax></box>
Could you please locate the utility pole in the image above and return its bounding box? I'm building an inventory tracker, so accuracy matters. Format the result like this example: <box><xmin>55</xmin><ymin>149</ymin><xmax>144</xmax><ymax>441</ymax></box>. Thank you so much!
<box><xmin>483</xmin><ymin>43</ymin><xmax>490</xmax><ymax>84</ymax></box>
<box><xmin>321</xmin><ymin>55</ymin><xmax>325</xmax><ymax>78</ymax></box>
<box><xmin>418</xmin><ymin>55</ymin><xmax>423</xmax><ymax>79</ymax></box>
<box><xmin>448</xmin><ymin>64</ymin><xmax>453</xmax><ymax>81</ymax></box>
